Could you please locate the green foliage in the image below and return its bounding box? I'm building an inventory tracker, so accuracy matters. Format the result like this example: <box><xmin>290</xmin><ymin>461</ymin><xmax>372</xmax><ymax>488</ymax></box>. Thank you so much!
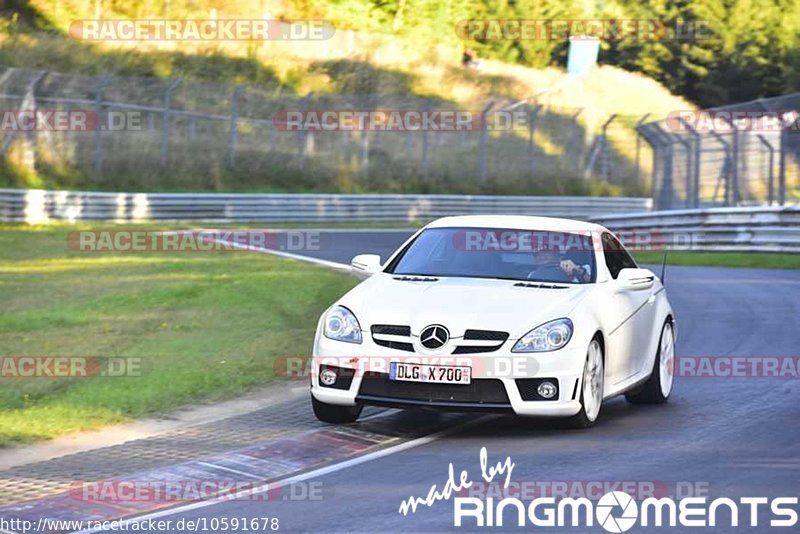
<box><xmin>5</xmin><ymin>0</ymin><xmax>799</xmax><ymax>107</ymax></box>
<box><xmin>603</xmin><ymin>0</ymin><xmax>800</xmax><ymax>106</ymax></box>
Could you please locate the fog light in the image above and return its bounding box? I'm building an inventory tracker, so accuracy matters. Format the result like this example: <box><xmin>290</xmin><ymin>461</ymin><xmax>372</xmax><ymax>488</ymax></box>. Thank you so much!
<box><xmin>537</xmin><ymin>381</ymin><xmax>557</xmax><ymax>399</ymax></box>
<box><xmin>319</xmin><ymin>368</ymin><xmax>337</xmax><ymax>386</ymax></box>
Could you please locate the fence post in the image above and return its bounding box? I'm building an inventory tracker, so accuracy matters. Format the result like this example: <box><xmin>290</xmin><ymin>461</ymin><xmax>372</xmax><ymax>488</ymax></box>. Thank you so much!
<box><xmin>708</xmin><ymin>131</ymin><xmax>732</xmax><ymax>207</ymax></box>
<box><xmin>297</xmin><ymin>91</ymin><xmax>313</xmax><ymax>169</ymax></box>
<box><xmin>731</xmin><ymin>125</ymin><xmax>743</xmax><ymax>205</ymax></box>
<box><xmin>650</xmin><ymin>144</ymin><xmax>661</xmax><ymax>205</ymax></box>
<box><xmin>188</xmin><ymin>116</ymin><xmax>197</xmax><ymax>142</ymax></box>
<box><xmin>18</xmin><ymin>71</ymin><xmax>48</xmax><ymax>172</ymax></box>
<box><xmin>679</xmin><ymin>118</ymin><xmax>702</xmax><ymax>208</ymax></box>
<box><xmin>599</xmin><ymin>114</ymin><xmax>616</xmax><ymax>182</ymax></box>
<box><xmin>569</xmin><ymin>108</ymin><xmax>583</xmax><ymax>167</ymax></box>
<box><xmin>778</xmin><ymin>114</ymin><xmax>791</xmax><ymax>206</ymax></box>
<box><xmin>160</xmin><ymin>78</ymin><xmax>182</xmax><ymax>169</ymax></box>
<box><xmin>1</xmin><ymin>70</ymin><xmax>48</xmax><ymax>165</ymax></box>
<box><xmin>479</xmin><ymin>101</ymin><xmax>494</xmax><ymax>182</ymax></box>
<box><xmin>671</xmin><ymin>134</ymin><xmax>692</xmax><ymax>208</ymax></box>
<box><xmin>228</xmin><ymin>84</ymin><xmax>246</xmax><ymax>168</ymax></box>
<box><xmin>527</xmin><ymin>103</ymin><xmax>540</xmax><ymax>180</ymax></box>
<box><xmin>635</xmin><ymin>113</ymin><xmax>650</xmax><ymax>186</ymax></box>
<box><xmin>650</xmin><ymin>123</ymin><xmax>675</xmax><ymax>209</ymax></box>
<box><xmin>756</xmin><ymin>134</ymin><xmax>775</xmax><ymax>204</ymax></box>
<box><xmin>360</xmin><ymin>95</ymin><xmax>374</xmax><ymax>177</ymax></box>
<box><xmin>420</xmin><ymin>127</ymin><xmax>429</xmax><ymax>178</ymax></box>
<box><xmin>92</xmin><ymin>75</ymin><xmax>112</xmax><ymax>176</ymax></box>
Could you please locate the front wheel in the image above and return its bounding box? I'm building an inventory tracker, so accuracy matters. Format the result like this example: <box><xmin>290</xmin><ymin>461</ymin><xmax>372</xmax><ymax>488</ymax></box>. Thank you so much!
<box><xmin>312</xmin><ymin>395</ymin><xmax>363</xmax><ymax>424</ymax></box>
<box><xmin>626</xmin><ymin>321</ymin><xmax>675</xmax><ymax>404</ymax></box>
<box><xmin>565</xmin><ymin>338</ymin><xmax>604</xmax><ymax>429</ymax></box>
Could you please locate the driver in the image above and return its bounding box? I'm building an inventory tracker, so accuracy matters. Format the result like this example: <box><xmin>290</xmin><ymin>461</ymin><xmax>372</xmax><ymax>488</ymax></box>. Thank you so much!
<box><xmin>529</xmin><ymin>246</ymin><xmax>592</xmax><ymax>283</ymax></box>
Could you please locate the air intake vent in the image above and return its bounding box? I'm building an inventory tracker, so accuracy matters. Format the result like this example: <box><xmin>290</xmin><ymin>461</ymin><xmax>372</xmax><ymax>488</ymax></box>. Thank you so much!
<box><xmin>513</xmin><ymin>282</ymin><xmax>568</xmax><ymax>289</ymax></box>
<box><xmin>453</xmin><ymin>330</ymin><xmax>509</xmax><ymax>354</ymax></box>
<box><xmin>371</xmin><ymin>324</ymin><xmax>414</xmax><ymax>352</ymax></box>
<box><xmin>393</xmin><ymin>276</ymin><xmax>439</xmax><ymax>282</ymax></box>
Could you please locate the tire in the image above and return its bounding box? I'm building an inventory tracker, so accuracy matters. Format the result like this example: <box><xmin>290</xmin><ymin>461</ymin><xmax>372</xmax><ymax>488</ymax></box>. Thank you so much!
<box><xmin>565</xmin><ymin>337</ymin><xmax>604</xmax><ymax>429</ymax></box>
<box><xmin>626</xmin><ymin>321</ymin><xmax>675</xmax><ymax>404</ymax></box>
<box><xmin>311</xmin><ymin>395</ymin><xmax>363</xmax><ymax>424</ymax></box>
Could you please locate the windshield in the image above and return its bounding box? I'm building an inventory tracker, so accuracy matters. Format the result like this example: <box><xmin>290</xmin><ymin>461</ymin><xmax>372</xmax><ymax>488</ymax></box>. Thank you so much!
<box><xmin>386</xmin><ymin>227</ymin><xmax>597</xmax><ymax>284</ymax></box>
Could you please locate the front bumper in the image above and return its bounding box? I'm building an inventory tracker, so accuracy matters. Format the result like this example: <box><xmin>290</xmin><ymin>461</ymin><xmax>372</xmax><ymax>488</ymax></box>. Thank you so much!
<box><xmin>311</xmin><ymin>334</ymin><xmax>586</xmax><ymax>417</ymax></box>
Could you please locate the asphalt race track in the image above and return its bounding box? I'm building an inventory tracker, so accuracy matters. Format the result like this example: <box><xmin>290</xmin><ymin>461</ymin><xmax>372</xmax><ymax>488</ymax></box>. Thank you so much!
<box><xmin>53</xmin><ymin>231</ymin><xmax>800</xmax><ymax>532</ymax></box>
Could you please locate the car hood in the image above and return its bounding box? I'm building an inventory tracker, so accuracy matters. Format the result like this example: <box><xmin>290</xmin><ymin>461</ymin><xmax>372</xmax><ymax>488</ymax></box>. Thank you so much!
<box><xmin>338</xmin><ymin>273</ymin><xmax>594</xmax><ymax>338</ymax></box>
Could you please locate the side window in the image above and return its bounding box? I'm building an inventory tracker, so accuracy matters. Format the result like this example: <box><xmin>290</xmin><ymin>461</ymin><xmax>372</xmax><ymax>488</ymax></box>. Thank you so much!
<box><xmin>602</xmin><ymin>233</ymin><xmax>637</xmax><ymax>279</ymax></box>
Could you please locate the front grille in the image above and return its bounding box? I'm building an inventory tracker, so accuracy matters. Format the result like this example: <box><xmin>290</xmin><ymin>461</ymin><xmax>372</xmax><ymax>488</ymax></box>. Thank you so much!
<box><xmin>453</xmin><ymin>329</ymin><xmax>509</xmax><ymax>354</ymax></box>
<box><xmin>371</xmin><ymin>324</ymin><xmax>414</xmax><ymax>352</ymax></box>
<box><xmin>358</xmin><ymin>373</ymin><xmax>510</xmax><ymax>405</ymax></box>
<box><xmin>371</xmin><ymin>325</ymin><xmax>510</xmax><ymax>354</ymax></box>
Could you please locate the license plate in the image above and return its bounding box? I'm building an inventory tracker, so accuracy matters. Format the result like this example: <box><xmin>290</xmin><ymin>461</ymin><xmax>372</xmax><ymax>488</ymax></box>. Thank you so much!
<box><xmin>389</xmin><ymin>362</ymin><xmax>471</xmax><ymax>385</ymax></box>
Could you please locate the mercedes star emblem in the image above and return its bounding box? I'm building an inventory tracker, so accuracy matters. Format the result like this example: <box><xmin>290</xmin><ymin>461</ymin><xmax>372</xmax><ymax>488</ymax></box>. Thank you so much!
<box><xmin>419</xmin><ymin>324</ymin><xmax>449</xmax><ymax>349</ymax></box>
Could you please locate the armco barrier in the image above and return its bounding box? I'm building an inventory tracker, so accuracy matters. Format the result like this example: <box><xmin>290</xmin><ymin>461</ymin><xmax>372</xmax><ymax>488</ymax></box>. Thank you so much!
<box><xmin>2</xmin><ymin>189</ymin><xmax>798</xmax><ymax>253</ymax></box>
<box><xmin>593</xmin><ymin>206</ymin><xmax>800</xmax><ymax>252</ymax></box>
<box><xmin>0</xmin><ymin>189</ymin><xmax>651</xmax><ymax>224</ymax></box>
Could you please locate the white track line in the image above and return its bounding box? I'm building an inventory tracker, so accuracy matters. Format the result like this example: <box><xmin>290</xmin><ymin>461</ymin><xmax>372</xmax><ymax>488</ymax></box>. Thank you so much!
<box><xmin>71</xmin><ymin>415</ymin><xmax>495</xmax><ymax>534</ymax></box>
<box><xmin>163</xmin><ymin>231</ymin><xmax>352</xmax><ymax>271</ymax></box>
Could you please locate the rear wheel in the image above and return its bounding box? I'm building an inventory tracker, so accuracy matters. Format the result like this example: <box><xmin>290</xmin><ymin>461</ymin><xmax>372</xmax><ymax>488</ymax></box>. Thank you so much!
<box><xmin>565</xmin><ymin>338</ymin><xmax>604</xmax><ymax>428</ymax></box>
<box><xmin>312</xmin><ymin>395</ymin><xmax>363</xmax><ymax>424</ymax></box>
<box><xmin>626</xmin><ymin>321</ymin><xmax>675</xmax><ymax>404</ymax></box>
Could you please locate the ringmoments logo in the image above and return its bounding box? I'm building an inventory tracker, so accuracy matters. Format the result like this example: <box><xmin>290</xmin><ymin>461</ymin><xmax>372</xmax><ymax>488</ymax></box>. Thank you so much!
<box><xmin>397</xmin><ymin>448</ymin><xmax>800</xmax><ymax>530</ymax></box>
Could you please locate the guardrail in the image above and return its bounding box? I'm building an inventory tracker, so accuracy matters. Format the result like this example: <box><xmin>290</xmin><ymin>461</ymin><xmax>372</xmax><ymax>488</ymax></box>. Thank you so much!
<box><xmin>3</xmin><ymin>189</ymin><xmax>798</xmax><ymax>252</ymax></box>
<box><xmin>0</xmin><ymin>189</ymin><xmax>652</xmax><ymax>224</ymax></box>
<box><xmin>593</xmin><ymin>205</ymin><xmax>800</xmax><ymax>252</ymax></box>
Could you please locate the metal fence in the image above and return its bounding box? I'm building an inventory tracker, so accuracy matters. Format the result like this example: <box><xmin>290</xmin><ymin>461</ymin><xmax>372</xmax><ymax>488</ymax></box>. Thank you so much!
<box><xmin>3</xmin><ymin>65</ymin><xmax>798</xmax><ymax>207</ymax></box>
<box><xmin>0</xmin><ymin>188</ymin><xmax>651</xmax><ymax>224</ymax></box>
<box><xmin>0</xmin><ymin>65</ymin><xmax>650</xmax><ymax>196</ymax></box>
<box><xmin>638</xmin><ymin>94</ymin><xmax>800</xmax><ymax>210</ymax></box>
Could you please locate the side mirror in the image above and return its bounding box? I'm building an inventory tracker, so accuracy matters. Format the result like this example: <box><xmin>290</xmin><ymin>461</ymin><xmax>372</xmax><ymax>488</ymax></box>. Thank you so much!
<box><xmin>617</xmin><ymin>268</ymin><xmax>655</xmax><ymax>291</ymax></box>
<box><xmin>350</xmin><ymin>254</ymin><xmax>382</xmax><ymax>278</ymax></box>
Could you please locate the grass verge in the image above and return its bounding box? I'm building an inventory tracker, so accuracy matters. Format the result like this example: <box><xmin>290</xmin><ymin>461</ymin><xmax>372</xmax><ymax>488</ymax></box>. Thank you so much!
<box><xmin>634</xmin><ymin>251</ymin><xmax>800</xmax><ymax>269</ymax></box>
<box><xmin>0</xmin><ymin>225</ymin><xmax>357</xmax><ymax>446</ymax></box>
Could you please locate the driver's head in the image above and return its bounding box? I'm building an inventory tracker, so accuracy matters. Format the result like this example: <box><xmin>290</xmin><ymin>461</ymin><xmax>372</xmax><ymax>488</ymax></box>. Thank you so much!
<box><xmin>533</xmin><ymin>245</ymin><xmax>563</xmax><ymax>266</ymax></box>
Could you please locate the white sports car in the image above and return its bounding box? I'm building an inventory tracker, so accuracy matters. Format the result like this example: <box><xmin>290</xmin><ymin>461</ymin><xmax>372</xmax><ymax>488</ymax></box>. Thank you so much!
<box><xmin>310</xmin><ymin>215</ymin><xmax>676</xmax><ymax>428</ymax></box>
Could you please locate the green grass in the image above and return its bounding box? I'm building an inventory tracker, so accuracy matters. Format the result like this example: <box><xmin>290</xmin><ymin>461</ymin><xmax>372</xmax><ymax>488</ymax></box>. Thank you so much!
<box><xmin>0</xmin><ymin>225</ymin><xmax>358</xmax><ymax>446</ymax></box>
<box><xmin>634</xmin><ymin>251</ymin><xmax>800</xmax><ymax>269</ymax></box>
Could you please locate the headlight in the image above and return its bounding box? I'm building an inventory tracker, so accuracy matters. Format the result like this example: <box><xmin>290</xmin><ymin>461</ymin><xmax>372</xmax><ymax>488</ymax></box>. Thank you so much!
<box><xmin>323</xmin><ymin>306</ymin><xmax>362</xmax><ymax>344</ymax></box>
<box><xmin>512</xmin><ymin>318</ymin><xmax>573</xmax><ymax>353</ymax></box>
